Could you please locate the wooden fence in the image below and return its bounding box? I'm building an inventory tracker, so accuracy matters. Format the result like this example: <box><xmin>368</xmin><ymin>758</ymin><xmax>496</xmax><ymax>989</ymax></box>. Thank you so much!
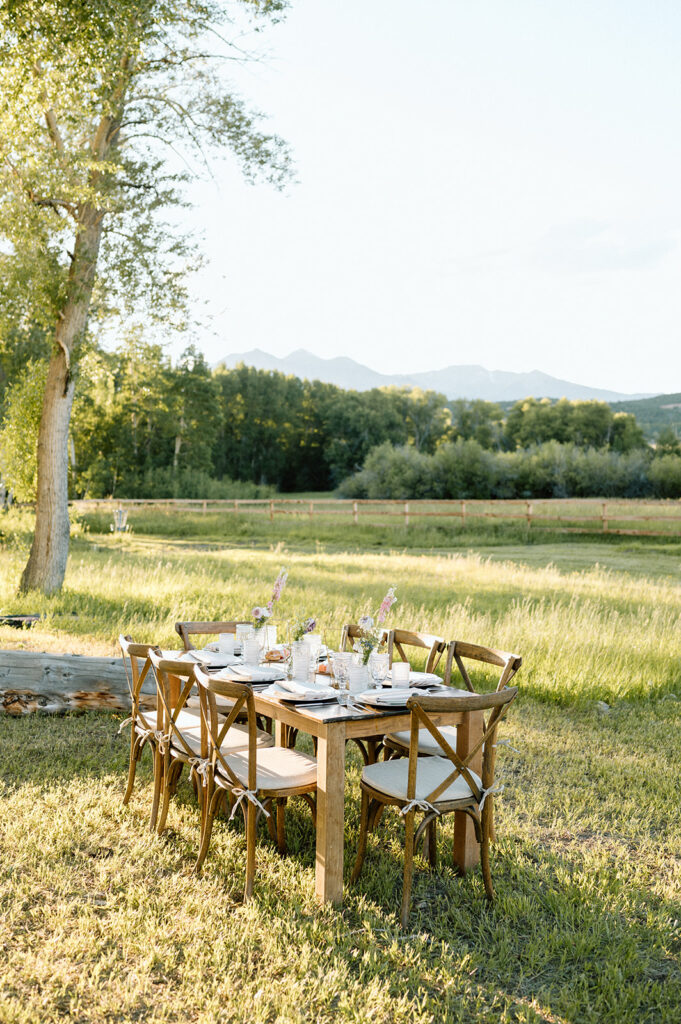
<box><xmin>71</xmin><ymin>497</ymin><xmax>681</xmax><ymax>539</ymax></box>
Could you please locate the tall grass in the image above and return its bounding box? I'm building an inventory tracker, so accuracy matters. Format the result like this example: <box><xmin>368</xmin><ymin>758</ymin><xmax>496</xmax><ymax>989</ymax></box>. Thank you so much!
<box><xmin>2</xmin><ymin>526</ymin><xmax>681</xmax><ymax>704</ymax></box>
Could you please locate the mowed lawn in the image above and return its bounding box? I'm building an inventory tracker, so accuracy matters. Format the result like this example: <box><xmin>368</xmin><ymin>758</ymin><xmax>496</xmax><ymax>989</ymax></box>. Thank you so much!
<box><xmin>0</xmin><ymin>528</ymin><xmax>680</xmax><ymax>1022</ymax></box>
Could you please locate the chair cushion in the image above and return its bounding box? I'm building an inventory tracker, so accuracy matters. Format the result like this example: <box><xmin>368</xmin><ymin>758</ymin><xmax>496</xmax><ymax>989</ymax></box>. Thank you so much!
<box><xmin>385</xmin><ymin>725</ymin><xmax>459</xmax><ymax>757</ymax></box>
<box><xmin>186</xmin><ymin>694</ymin><xmax>236</xmax><ymax>713</ymax></box>
<box><xmin>217</xmin><ymin>746</ymin><xmax>317</xmax><ymax>793</ymax></box>
<box><xmin>362</xmin><ymin>756</ymin><xmax>482</xmax><ymax>805</ymax></box>
<box><xmin>170</xmin><ymin>723</ymin><xmax>273</xmax><ymax>758</ymax></box>
<box><xmin>136</xmin><ymin>708</ymin><xmax>203</xmax><ymax>732</ymax></box>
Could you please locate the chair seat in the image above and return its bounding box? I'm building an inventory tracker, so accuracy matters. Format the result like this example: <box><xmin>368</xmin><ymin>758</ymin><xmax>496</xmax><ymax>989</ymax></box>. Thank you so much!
<box><xmin>186</xmin><ymin>694</ymin><xmax>236</xmax><ymax>713</ymax></box>
<box><xmin>385</xmin><ymin>725</ymin><xmax>459</xmax><ymax>757</ymax></box>
<box><xmin>170</xmin><ymin>723</ymin><xmax>273</xmax><ymax>759</ymax></box>
<box><xmin>136</xmin><ymin>708</ymin><xmax>205</xmax><ymax>733</ymax></box>
<box><xmin>362</xmin><ymin>756</ymin><xmax>482</xmax><ymax>805</ymax></box>
<box><xmin>217</xmin><ymin>746</ymin><xmax>317</xmax><ymax>793</ymax></box>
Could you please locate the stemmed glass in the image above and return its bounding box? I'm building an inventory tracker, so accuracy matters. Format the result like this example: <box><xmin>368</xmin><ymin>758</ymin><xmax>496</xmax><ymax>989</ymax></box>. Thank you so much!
<box><xmin>330</xmin><ymin>651</ymin><xmax>352</xmax><ymax>706</ymax></box>
<box><xmin>369</xmin><ymin>650</ymin><xmax>389</xmax><ymax>690</ymax></box>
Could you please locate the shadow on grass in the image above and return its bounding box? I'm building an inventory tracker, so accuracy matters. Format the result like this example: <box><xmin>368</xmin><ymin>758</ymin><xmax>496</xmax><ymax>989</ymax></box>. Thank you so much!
<box><xmin>2</xmin><ymin>709</ymin><xmax>679</xmax><ymax>1022</ymax></box>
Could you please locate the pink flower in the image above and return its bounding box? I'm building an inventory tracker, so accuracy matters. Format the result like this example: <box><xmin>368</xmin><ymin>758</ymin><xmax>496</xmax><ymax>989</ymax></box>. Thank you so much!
<box><xmin>271</xmin><ymin>569</ymin><xmax>288</xmax><ymax>604</ymax></box>
<box><xmin>377</xmin><ymin>586</ymin><xmax>397</xmax><ymax>625</ymax></box>
<box><xmin>252</xmin><ymin>606</ymin><xmax>271</xmax><ymax>621</ymax></box>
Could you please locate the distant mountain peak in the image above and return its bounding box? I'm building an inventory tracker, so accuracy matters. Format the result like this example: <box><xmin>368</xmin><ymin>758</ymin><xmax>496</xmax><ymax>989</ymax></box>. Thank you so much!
<box><xmin>214</xmin><ymin>349</ymin><xmax>656</xmax><ymax>403</ymax></box>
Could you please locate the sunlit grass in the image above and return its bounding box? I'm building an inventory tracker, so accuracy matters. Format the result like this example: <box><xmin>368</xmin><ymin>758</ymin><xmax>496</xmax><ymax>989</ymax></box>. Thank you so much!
<box><xmin>0</xmin><ymin>699</ymin><xmax>679</xmax><ymax>1023</ymax></box>
<box><xmin>1</xmin><ymin>514</ymin><xmax>680</xmax><ymax>1020</ymax></box>
<box><xmin>2</xmin><ymin>528</ymin><xmax>681</xmax><ymax>704</ymax></box>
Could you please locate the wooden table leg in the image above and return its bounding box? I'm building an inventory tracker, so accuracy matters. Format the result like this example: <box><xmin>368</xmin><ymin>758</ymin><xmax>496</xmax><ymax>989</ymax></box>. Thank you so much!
<box><xmin>453</xmin><ymin>708</ymin><xmax>484</xmax><ymax>872</ymax></box>
<box><xmin>274</xmin><ymin>720</ymin><xmax>287</xmax><ymax>748</ymax></box>
<box><xmin>315</xmin><ymin>724</ymin><xmax>346</xmax><ymax>904</ymax></box>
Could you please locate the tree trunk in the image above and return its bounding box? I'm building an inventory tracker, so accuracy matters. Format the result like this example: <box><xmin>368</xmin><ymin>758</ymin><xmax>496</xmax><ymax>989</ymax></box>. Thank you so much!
<box><xmin>19</xmin><ymin>213</ymin><xmax>103</xmax><ymax>594</ymax></box>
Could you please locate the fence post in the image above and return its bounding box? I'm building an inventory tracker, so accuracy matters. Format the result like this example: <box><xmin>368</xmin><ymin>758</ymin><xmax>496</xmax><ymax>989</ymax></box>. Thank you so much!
<box><xmin>526</xmin><ymin>500</ymin><xmax>532</xmax><ymax>528</ymax></box>
<box><xmin>602</xmin><ymin>502</ymin><xmax>608</xmax><ymax>533</ymax></box>
<box><xmin>353</xmin><ymin>501</ymin><xmax>358</xmax><ymax>525</ymax></box>
<box><xmin>461</xmin><ymin>500</ymin><xmax>466</xmax><ymax>525</ymax></box>
<box><xmin>233</xmin><ymin>499</ymin><xmax>238</xmax><ymax>516</ymax></box>
<box><xmin>309</xmin><ymin>501</ymin><xmax>314</xmax><ymax>521</ymax></box>
<box><xmin>269</xmin><ymin>499</ymin><xmax>274</xmax><ymax>523</ymax></box>
<box><xmin>404</xmin><ymin>501</ymin><xmax>409</xmax><ymax>527</ymax></box>
<box><xmin>202</xmin><ymin>500</ymin><xmax>207</xmax><ymax>515</ymax></box>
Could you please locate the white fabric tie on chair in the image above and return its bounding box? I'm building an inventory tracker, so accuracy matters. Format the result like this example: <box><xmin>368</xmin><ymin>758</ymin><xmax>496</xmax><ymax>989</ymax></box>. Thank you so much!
<box><xmin>153</xmin><ymin>730</ymin><xmax>171</xmax><ymax>754</ymax></box>
<box><xmin>478</xmin><ymin>782</ymin><xmax>504</xmax><ymax>813</ymax></box>
<box><xmin>117</xmin><ymin>716</ymin><xmax>133</xmax><ymax>735</ymax></box>
<box><xmin>399</xmin><ymin>799</ymin><xmax>441</xmax><ymax>817</ymax></box>
<box><xmin>189</xmin><ymin>757</ymin><xmax>211</xmax><ymax>782</ymax></box>
<box><xmin>228</xmin><ymin>787</ymin><xmax>271</xmax><ymax>821</ymax></box>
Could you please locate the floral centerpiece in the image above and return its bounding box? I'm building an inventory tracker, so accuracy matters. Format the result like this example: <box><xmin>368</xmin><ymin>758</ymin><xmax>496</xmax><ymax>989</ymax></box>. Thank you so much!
<box><xmin>354</xmin><ymin>586</ymin><xmax>397</xmax><ymax>665</ymax></box>
<box><xmin>292</xmin><ymin>616</ymin><xmax>316</xmax><ymax>642</ymax></box>
<box><xmin>252</xmin><ymin>568</ymin><xmax>288</xmax><ymax>629</ymax></box>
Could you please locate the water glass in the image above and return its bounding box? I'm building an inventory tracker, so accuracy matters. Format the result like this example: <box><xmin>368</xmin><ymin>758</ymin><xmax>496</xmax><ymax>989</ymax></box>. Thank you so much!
<box><xmin>217</xmin><ymin>633</ymin><xmax>235</xmax><ymax>655</ymax></box>
<box><xmin>265</xmin><ymin>624</ymin><xmax>278</xmax><ymax>648</ymax></box>
<box><xmin>291</xmin><ymin>640</ymin><xmax>310</xmax><ymax>681</ymax></box>
<box><xmin>243</xmin><ymin>639</ymin><xmax>261</xmax><ymax>665</ymax></box>
<box><xmin>235</xmin><ymin>623</ymin><xmax>254</xmax><ymax>654</ymax></box>
<box><xmin>369</xmin><ymin>651</ymin><xmax>389</xmax><ymax>689</ymax></box>
<box><xmin>330</xmin><ymin>651</ymin><xmax>352</xmax><ymax>705</ymax></box>
<box><xmin>391</xmin><ymin>661</ymin><xmax>411</xmax><ymax>688</ymax></box>
<box><xmin>347</xmin><ymin>662</ymin><xmax>370</xmax><ymax>695</ymax></box>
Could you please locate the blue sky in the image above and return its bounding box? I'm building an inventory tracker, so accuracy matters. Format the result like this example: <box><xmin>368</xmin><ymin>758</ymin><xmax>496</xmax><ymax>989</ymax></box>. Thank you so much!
<box><xmin>180</xmin><ymin>0</ymin><xmax>681</xmax><ymax>395</ymax></box>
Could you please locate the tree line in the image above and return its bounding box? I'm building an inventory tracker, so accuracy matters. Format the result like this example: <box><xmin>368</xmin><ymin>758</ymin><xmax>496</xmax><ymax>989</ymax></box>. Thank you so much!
<box><xmin>3</xmin><ymin>340</ymin><xmax>676</xmax><ymax>501</ymax></box>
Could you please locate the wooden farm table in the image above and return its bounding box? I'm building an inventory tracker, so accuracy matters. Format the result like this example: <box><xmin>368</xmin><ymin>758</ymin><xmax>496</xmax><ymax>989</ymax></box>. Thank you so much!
<box><xmin>249</xmin><ymin>685</ymin><xmax>484</xmax><ymax>905</ymax></box>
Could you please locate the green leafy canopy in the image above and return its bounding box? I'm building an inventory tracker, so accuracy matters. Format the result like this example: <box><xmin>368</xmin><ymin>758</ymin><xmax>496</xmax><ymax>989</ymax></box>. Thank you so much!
<box><xmin>0</xmin><ymin>0</ymin><xmax>292</xmax><ymax>348</ymax></box>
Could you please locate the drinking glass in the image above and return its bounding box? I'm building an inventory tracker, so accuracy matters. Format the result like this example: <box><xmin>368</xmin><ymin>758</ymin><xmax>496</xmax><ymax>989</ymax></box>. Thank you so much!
<box><xmin>369</xmin><ymin>651</ymin><xmax>389</xmax><ymax>689</ymax></box>
<box><xmin>347</xmin><ymin>662</ymin><xmax>369</xmax><ymax>695</ymax></box>
<box><xmin>391</xmin><ymin>661</ymin><xmax>411</xmax><ymax>688</ymax></box>
<box><xmin>291</xmin><ymin>640</ymin><xmax>310</xmax><ymax>681</ymax></box>
<box><xmin>243</xmin><ymin>639</ymin><xmax>261</xmax><ymax>665</ymax></box>
<box><xmin>330</xmin><ymin>651</ymin><xmax>352</xmax><ymax>706</ymax></box>
<box><xmin>235</xmin><ymin>623</ymin><xmax>253</xmax><ymax>655</ymax></box>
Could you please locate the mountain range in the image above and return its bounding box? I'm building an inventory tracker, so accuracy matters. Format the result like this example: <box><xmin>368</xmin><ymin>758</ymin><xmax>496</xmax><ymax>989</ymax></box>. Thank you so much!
<box><xmin>215</xmin><ymin>348</ymin><xmax>654</xmax><ymax>403</ymax></box>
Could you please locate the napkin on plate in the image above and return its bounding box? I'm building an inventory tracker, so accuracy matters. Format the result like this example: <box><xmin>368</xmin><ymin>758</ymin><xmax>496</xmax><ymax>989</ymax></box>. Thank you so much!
<box><xmin>230</xmin><ymin>664</ymin><xmax>287</xmax><ymax>683</ymax></box>
<box><xmin>274</xmin><ymin>677</ymin><xmax>336</xmax><ymax>700</ymax></box>
<box><xmin>393</xmin><ymin>670</ymin><xmax>443</xmax><ymax>688</ymax></box>
<box><xmin>356</xmin><ymin>688</ymin><xmax>410</xmax><ymax>705</ymax></box>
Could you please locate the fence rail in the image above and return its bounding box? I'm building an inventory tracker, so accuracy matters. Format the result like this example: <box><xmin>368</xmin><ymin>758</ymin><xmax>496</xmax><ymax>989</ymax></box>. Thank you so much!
<box><xmin>71</xmin><ymin>497</ymin><xmax>681</xmax><ymax>538</ymax></box>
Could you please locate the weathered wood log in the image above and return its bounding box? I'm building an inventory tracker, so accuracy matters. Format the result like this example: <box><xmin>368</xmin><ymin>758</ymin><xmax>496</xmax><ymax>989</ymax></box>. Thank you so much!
<box><xmin>0</xmin><ymin>650</ymin><xmax>156</xmax><ymax>715</ymax></box>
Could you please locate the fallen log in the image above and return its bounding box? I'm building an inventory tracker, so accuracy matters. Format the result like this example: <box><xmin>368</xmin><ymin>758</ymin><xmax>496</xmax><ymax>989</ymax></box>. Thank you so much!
<box><xmin>0</xmin><ymin>650</ymin><xmax>156</xmax><ymax>715</ymax></box>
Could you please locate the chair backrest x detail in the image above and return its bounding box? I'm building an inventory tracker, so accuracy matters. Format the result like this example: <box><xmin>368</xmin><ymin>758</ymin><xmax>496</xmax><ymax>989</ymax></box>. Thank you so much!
<box><xmin>149</xmin><ymin>651</ymin><xmax>204</xmax><ymax>758</ymax></box>
<box><xmin>340</xmin><ymin>623</ymin><xmax>392</xmax><ymax>655</ymax></box>
<box><xmin>194</xmin><ymin>668</ymin><xmax>257</xmax><ymax>793</ymax></box>
<box><xmin>405</xmin><ymin>687</ymin><xmax>518</xmax><ymax>809</ymax></box>
<box><xmin>389</xmin><ymin>629</ymin><xmax>446</xmax><ymax>673</ymax></box>
<box><xmin>119</xmin><ymin>635</ymin><xmax>157</xmax><ymax>735</ymax></box>
<box><xmin>445</xmin><ymin>641</ymin><xmax>521</xmax><ymax>693</ymax></box>
<box><xmin>174</xmin><ymin>620</ymin><xmax>252</xmax><ymax>651</ymax></box>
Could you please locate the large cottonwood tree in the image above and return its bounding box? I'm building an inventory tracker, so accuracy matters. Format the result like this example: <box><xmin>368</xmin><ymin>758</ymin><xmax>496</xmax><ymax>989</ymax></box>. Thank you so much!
<box><xmin>0</xmin><ymin>0</ymin><xmax>290</xmax><ymax>593</ymax></box>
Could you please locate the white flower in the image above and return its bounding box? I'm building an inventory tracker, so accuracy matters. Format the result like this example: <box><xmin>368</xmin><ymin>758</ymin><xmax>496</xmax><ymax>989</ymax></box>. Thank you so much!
<box><xmin>252</xmin><ymin>606</ymin><xmax>271</xmax><ymax>620</ymax></box>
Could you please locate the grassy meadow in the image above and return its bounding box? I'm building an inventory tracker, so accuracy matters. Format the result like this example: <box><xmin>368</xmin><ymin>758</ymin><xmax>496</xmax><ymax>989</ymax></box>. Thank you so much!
<box><xmin>0</xmin><ymin>509</ymin><xmax>680</xmax><ymax>1022</ymax></box>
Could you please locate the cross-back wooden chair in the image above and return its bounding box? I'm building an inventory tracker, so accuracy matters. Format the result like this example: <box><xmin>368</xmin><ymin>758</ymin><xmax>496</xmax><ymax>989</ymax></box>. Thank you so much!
<box><xmin>119</xmin><ymin>636</ymin><xmax>164</xmax><ymax>827</ymax></box>
<box><xmin>446</xmin><ymin>641</ymin><xmax>522</xmax><ymax>694</ymax></box>
<box><xmin>148</xmin><ymin>652</ymin><xmax>272</xmax><ymax>837</ymax></box>
<box><xmin>388</xmin><ymin>630</ymin><xmax>447</xmax><ymax>673</ymax></box>
<box><xmin>175</xmin><ymin>620</ymin><xmax>251</xmax><ymax>651</ymax></box>
<box><xmin>384</xmin><ymin>640</ymin><xmax>521</xmax><ymax>760</ymax></box>
<box><xmin>351</xmin><ymin>686</ymin><xmax>518</xmax><ymax>927</ymax></box>
<box><xmin>193</xmin><ymin>668</ymin><xmax>317</xmax><ymax>899</ymax></box>
<box><xmin>339</xmin><ymin>622</ymin><xmax>392</xmax><ymax>656</ymax></box>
